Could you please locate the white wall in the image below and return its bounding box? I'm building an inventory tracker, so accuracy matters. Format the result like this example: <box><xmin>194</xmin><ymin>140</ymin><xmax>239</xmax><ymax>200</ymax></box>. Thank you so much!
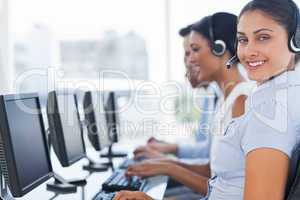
<box><xmin>0</xmin><ymin>0</ymin><xmax>13</xmax><ymax>93</ymax></box>
<box><xmin>4</xmin><ymin>0</ymin><xmax>300</xmax><ymax>92</ymax></box>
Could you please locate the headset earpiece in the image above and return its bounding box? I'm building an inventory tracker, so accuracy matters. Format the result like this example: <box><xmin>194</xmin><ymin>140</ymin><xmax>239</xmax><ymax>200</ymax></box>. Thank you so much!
<box><xmin>212</xmin><ymin>40</ymin><xmax>226</xmax><ymax>56</ymax></box>
<box><xmin>288</xmin><ymin>0</ymin><xmax>300</xmax><ymax>53</ymax></box>
<box><xmin>209</xmin><ymin>15</ymin><xmax>226</xmax><ymax>57</ymax></box>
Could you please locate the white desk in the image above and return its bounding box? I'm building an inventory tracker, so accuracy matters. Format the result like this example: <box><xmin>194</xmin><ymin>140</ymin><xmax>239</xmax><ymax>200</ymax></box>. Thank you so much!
<box><xmin>10</xmin><ymin>147</ymin><xmax>167</xmax><ymax>200</ymax></box>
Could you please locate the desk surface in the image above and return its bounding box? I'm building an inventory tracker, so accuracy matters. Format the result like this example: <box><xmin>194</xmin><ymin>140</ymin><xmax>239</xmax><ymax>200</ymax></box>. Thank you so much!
<box><xmin>9</xmin><ymin>147</ymin><xmax>167</xmax><ymax>200</ymax></box>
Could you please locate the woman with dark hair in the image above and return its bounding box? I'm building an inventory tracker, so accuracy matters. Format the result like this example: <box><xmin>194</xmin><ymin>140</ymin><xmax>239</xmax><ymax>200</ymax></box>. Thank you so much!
<box><xmin>225</xmin><ymin>0</ymin><xmax>300</xmax><ymax>199</ymax></box>
<box><xmin>113</xmin><ymin>0</ymin><xmax>300</xmax><ymax>199</ymax></box>
<box><xmin>112</xmin><ymin>11</ymin><xmax>254</xmax><ymax>200</ymax></box>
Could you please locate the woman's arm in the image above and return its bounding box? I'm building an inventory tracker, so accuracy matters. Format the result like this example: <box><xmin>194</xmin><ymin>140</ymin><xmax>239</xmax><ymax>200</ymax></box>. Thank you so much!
<box><xmin>244</xmin><ymin>148</ymin><xmax>289</xmax><ymax>200</ymax></box>
<box><xmin>161</xmin><ymin>159</ymin><xmax>211</xmax><ymax>177</ymax></box>
<box><xmin>133</xmin><ymin>142</ymin><xmax>177</xmax><ymax>160</ymax></box>
<box><xmin>167</xmin><ymin>163</ymin><xmax>209</xmax><ymax>194</ymax></box>
<box><xmin>126</xmin><ymin>161</ymin><xmax>209</xmax><ymax>194</ymax></box>
<box><xmin>113</xmin><ymin>191</ymin><xmax>153</xmax><ymax>200</ymax></box>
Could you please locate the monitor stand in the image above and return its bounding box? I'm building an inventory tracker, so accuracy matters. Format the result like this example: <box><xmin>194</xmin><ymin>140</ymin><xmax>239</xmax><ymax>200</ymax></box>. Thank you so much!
<box><xmin>76</xmin><ymin>120</ymin><xmax>114</xmax><ymax>172</ymax></box>
<box><xmin>82</xmin><ymin>156</ymin><xmax>109</xmax><ymax>172</ymax></box>
<box><xmin>46</xmin><ymin>173</ymin><xmax>87</xmax><ymax>194</ymax></box>
<box><xmin>46</xmin><ymin>131</ymin><xmax>87</xmax><ymax>194</ymax></box>
<box><xmin>0</xmin><ymin>173</ymin><xmax>15</xmax><ymax>200</ymax></box>
<box><xmin>100</xmin><ymin>144</ymin><xmax>127</xmax><ymax>158</ymax></box>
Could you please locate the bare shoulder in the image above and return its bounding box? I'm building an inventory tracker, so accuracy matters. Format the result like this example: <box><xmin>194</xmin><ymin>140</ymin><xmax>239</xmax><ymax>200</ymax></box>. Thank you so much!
<box><xmin>232</xmin><ymin>95</ymin><xmax>247</xmax><ymax>118</ymax></box>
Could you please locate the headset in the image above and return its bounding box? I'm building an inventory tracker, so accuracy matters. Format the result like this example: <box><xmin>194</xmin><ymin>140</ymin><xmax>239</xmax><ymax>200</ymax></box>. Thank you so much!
<box><xmin>288</xmin><ymin>0</ymin><xmax>300</xmax><ymax>53</ymax></box>
<box><xmin>227</xmin><ymin>0</ymin><xmax>300</xmax><ymax>69</ymax></box>
<box><xmin>208</xmin><ymin>14</ymin><xmax>226</xmax><ymax>57</ymax></box>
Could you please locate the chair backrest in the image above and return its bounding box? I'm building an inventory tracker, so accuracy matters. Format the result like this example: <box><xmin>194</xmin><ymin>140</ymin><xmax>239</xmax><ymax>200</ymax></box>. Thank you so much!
<box><xmin>285</xmin><ymin>142</ymin><xmax>300</xmax><ymax>200</ymax></box>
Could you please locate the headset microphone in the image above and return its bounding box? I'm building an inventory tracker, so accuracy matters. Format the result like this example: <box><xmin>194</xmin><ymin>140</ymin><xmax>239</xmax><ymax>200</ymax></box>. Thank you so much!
<box><xmin>226</xmin><ymin>55</ymin><xmax>239</xmax><ymax>69</ymax></box>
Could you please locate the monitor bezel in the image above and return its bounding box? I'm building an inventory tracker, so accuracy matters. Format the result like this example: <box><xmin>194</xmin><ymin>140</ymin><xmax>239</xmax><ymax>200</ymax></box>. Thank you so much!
<box><xmin>83</xmin><ymin>91</ymin><xmax>111</xmax><ymax>150</ymax></box>
<box><xmin>104</xmin><ymin>91</ymin><xmax>120</xmax><ymax>143</ymax></box>
<box><xmin>47</xmin><ymin>91</ymin><xmax>86</xmax><ymax>167</ymax></box>
<box><xmin>0</xmin><ymin>93</ymin><xmax>53</xmax><ymax>197</ymax></box>
<box><xmin>83</xmin><ymin>91</ymin><xmax>101</xmax><ymax>151</ymax></box>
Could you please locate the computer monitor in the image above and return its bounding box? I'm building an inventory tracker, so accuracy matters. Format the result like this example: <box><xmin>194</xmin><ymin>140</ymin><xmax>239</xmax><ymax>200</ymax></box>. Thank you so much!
<box><xmin>0</xmin><ymin>93</ymin><xmax>53</xmax><ymax>197</ymax></box>
<box><xmin>104</xmin><ymin>91</ymin><xmax>119</xmax><ymax>143</ymax></box>
<box><xmin>101</xmin><ymin>91</ymin><xmax>127</xmax><ymax>158</ymax></box>
<box><xmin>47</xmin><ymin>90</ymin><xmax>108</xmax><ymax>173</ymax></box>
<box><xmin>47</xmin><ymin>91</ymin><xmax>85</xmax><ymax>167</ymax></box>
<box><xmin>83</xmin><ymin>91</ymin><xmax>111</xmax><ymax>151</ymax></box>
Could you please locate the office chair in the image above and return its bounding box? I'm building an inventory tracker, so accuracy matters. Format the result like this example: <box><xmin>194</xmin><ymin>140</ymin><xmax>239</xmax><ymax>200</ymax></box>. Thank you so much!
<box><xmin>285</xmin><ymin>141</ymin><xmax>300</xmax><ymax>200</ymax></box>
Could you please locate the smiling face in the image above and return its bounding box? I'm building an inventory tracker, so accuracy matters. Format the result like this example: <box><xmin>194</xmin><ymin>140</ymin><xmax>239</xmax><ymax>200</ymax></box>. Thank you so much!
<box><xmin>237</xmin><ymin>10</ymin><xmax>294</xmax><ymax>83</ymax></box>
<box><xmin>187</xmin><ymin>31</ymin><xmax>221</xmax><ymax>87</ymax></box>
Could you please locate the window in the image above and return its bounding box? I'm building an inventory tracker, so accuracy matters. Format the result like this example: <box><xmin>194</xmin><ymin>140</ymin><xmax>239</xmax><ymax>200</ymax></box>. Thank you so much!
<box><xmin>12</xmin><ymin>0</ymin><xmax>168</xmax><ymax>93</ymax></box>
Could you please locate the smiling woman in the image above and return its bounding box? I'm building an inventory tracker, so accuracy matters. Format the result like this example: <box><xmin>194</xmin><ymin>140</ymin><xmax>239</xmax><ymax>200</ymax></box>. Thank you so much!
<box><xmin>237</xmin><ymin>1</ymin><xmax>297</xmax><ymax>83</ymax></box>
<box><xmin>204</xmin><ymin>1</ymin><xmax>300</xmax><ymax>200</ymax></box>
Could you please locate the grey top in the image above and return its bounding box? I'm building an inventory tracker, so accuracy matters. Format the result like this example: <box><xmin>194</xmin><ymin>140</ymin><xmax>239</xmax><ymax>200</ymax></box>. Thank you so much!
<box><xmin>204</xmin><ymin>69</ymin><xmax>300</xmax><ymax>200</ymax></box>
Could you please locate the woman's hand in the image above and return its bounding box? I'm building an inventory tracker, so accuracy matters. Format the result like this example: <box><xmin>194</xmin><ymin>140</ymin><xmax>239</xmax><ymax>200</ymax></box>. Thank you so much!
<box><xmin>147</xmin><ymin>137</ymin><xmax>165</xmax><ymax>144</ymax></box>
<box><xmin>147</xmin><ymin>139</ymin><xmax>177</xmax><ymax>154</ymax></box>
<box><xmin>126</xmin><ymin>160</ymin><xmax>170</xmax><ymax>178</ymax></box>
<box><xmin>126</xmin><ymin>160</ymin><xmax>209</xmax><ymax>194</ymax></box>
<box><xmin>133</xmin><ymin>146</ymin><xmax>165</xmax><ymax>160</ymax></box>
<box><xmin>113</xmin><ymin>191</ymin><xmax>153</xmax><ymax>200</ymax></box>
<box><xmin>147</xmin><ymin>141</ymin><xmax>177</xmax><ymax>154</ymax></box>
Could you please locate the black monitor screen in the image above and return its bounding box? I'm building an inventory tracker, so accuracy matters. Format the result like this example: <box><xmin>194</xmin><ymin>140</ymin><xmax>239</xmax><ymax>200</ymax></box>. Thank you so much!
<box><xmin>5</xmin><ymin>98</ymin><xmax>51</xmax><ymax>190</ymax></box>
<box><xmin>91</xmin><ymin>92</ymin><xmax>110</xmax><ymax>148</ymax></box>
<box><xmin>57</xmin><ymin>94</ymin><xmax>85</xmax><ymax>163</ymax></box>
<box><xmin>105</xmin><ymin>92</ymin><xmax>119</xmax><ymax>143</ymax></box>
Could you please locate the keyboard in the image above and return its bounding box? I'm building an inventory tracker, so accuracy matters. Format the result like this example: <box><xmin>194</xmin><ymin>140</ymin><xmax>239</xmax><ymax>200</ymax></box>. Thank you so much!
<box><xmin>102</xmin><ymin>170</ymin><xmax>147</xmax><ymax>192</ymax></box>
<box><xmin>93</xmin><ymin>191</ymin><xmax>115</xmax><ymax>200</ymax></box>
